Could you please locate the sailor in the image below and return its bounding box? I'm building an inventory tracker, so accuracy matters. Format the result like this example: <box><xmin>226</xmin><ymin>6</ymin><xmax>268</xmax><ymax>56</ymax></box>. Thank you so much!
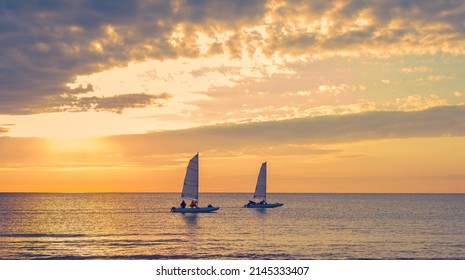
<box><xmin>180</xmin><ymin>200</ymin><xmax>186</xmax><ymax>209</ymax></box>
<box><xmin>190</xmin><ymin>200</ymin><xmax>198</xmax><ymax>208</ymax></box>
<box><xmin>247</xmin><ymin>200</ymin><xmax>256</xmax><ymax>206</ymax></box>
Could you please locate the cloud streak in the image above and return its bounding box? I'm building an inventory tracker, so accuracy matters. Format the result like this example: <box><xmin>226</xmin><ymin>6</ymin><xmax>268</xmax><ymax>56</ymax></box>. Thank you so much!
<box><xmin>0</xmin><ymin>127</ymin><xmax>10</xmax><ymax>135</ymax></box>
<box><xmin>106</xmin><ymin>105</ymin><xmax>465</xmax><ymax>157</ymax></box>
<box><xmin>0</xmin><ymin>124</ymin><xmax>14</xmax><ymax>135</ymax></box>
<box><xmin>1</xmin><ymin>91</ymin><xmax>172</xmax><ymax>115</ymax></box>
<box><xmin>43</xmin><ymin>92</ymin><xmax>172</xmax><ymax>114</ymax></box>
<box><xmin>1</xmin><ymin>105</ymin><xmax>464</xmax><ymax>170</ymax></box>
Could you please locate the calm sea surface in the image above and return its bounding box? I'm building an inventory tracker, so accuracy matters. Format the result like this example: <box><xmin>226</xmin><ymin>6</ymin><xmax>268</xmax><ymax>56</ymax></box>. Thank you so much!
<box><xmin>0</xmin><ymin>193</ymin><xmax>464</xmax><ymax>260</ymax></box>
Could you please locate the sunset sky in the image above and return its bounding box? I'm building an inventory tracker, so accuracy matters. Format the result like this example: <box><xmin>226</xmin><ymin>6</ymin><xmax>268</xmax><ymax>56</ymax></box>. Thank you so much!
<box><xmin>1</xmin><ymin>0</ymin><xmax>465</xmax><ymax>193</ymax></box>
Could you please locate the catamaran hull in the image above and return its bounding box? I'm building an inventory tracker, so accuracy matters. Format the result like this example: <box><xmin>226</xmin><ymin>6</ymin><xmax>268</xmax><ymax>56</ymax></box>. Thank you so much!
<box><xmin>244</xmin><ymin>203</ymin><xmax>283</xmax><ymax>208</ymax></box>
<box><xmin>171</xmin><ymin>207</ymin><xmax>220</xmax><ymax>213</ymax></box>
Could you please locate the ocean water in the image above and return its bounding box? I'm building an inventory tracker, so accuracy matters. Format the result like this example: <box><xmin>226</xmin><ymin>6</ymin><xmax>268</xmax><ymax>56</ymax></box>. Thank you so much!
<box><xmin>0</xmin><ymin>193</ymin><xmax>464</xmax><ymax>260</ymax></box>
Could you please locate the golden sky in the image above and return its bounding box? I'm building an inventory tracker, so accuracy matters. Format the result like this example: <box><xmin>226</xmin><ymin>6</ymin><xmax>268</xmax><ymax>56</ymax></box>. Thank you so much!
<box><xmin>1</xmin><ymin>0</ymin><xmax>465</xmax><ymax>192</ymax></box>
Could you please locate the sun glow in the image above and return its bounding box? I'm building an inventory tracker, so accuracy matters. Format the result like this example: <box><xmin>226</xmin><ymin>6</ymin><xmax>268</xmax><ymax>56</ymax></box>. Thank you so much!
<box><xmin>46</xmin><ymin>137</ymin><xmax>105</xmax><ymax>154</ymax></box>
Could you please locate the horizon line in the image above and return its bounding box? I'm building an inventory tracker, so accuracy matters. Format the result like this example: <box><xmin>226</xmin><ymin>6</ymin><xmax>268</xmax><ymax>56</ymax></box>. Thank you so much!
<box><xmin>1</xmin><ymin>192</ymin><xmax>464</xmax><ymax>195</ymax></box>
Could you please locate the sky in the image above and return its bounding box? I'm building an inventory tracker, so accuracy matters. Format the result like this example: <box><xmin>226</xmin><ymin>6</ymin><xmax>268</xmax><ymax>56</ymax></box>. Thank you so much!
<box><xmin>1</xmin><ymin>0</ymin><xmax>465</xmax><ymax>193</ymax></box>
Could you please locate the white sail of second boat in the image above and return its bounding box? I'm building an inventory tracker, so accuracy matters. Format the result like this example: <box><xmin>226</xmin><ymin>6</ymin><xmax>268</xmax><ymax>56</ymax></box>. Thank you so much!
<box><xmin>245</xmin><ymin>162</ymin><xmax>283</xmax><ymax>208</ymax></box>
<box><xmin>253</xmin><ymin>162</ymin><xmax>267</xmax><ymax>200</ymax></box>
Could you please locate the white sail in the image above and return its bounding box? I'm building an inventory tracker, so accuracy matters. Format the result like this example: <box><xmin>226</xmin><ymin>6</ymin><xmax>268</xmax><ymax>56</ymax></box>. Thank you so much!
<box><xmin>253</xmin><ymin>162</ymin><xmax>267</xmax><ymax>200</ymax></box>
<box><xmin>181</xmin><ymin>153</ymin><xmax>199</xmax><ymax>200</ymax></box>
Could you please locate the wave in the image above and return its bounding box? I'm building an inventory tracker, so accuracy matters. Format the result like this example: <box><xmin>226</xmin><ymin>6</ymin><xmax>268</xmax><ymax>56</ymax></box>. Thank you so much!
<box><xmin>0</xmin><ymin>233</ymin><xmax>86</xmax><ymax>238</ymax></box>
<box><xmin>0</xmin><ymin>233</ymin><xmax>185</xmax><ymax>238</ymax></box>
<box><xmin>30</xmin><ymin>253</ymin><xmax>297</xmax><ymax>260</ymax></box>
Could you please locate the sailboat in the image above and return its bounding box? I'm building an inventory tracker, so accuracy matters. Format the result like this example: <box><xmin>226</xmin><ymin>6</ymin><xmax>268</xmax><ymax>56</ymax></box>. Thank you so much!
<box><xmin>244</xmin><ymin>162</ymin><xmax>283</xmax><ymax>208</ymax></box>
<box><xmin>171</xmin><ymin>153</ymin><xmax>220</xmax><ymax>213</ymax></box>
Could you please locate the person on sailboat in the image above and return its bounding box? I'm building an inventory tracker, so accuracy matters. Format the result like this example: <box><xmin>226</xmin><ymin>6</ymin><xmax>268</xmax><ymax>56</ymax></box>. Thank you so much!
<box><xmin>190</xmin><ymin>200</ymin><xmax>198</xmax><ymax>208</ymax></box>
<box><xmin>180</xmin><ymin>200</ymin><xmax>186</xmax><ymax>209</ymax></box>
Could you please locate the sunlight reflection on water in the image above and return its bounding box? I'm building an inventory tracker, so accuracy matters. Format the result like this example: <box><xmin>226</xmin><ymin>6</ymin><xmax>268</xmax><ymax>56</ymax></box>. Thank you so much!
<box><xmin>1</xmin><ymin>193</ymin><xmax>464</xmax><ymax>259</ymax></box>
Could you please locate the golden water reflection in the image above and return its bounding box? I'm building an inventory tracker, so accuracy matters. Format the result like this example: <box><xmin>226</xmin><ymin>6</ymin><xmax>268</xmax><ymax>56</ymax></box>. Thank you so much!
<box><xmin>1</xmin><ymin>193</ymin><xmax>465</xmax><ymax>259</ymax></box>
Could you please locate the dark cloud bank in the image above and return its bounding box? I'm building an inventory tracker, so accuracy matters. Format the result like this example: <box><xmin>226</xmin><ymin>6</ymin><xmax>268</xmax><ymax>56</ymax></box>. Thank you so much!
<box><xmin>36</xmin><ymin>92</ymin><xmax>172</xmax><ymax>114</ymax></box>
<box><xmin>106</xmin><ymin>105</ymin><xmax>465</xmax><ymax>155</ymax></box>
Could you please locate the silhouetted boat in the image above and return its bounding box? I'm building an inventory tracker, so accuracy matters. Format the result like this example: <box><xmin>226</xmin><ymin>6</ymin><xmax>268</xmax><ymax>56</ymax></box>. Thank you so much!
<box><xmin>244</xmin><ymin>162</ymin><xmax>283</xmax><ymax>208</ymax></box>
<box><xmin>171</xmin><ymin>153</ymin><xmax>220</xmax><ymax>213</ymax></box>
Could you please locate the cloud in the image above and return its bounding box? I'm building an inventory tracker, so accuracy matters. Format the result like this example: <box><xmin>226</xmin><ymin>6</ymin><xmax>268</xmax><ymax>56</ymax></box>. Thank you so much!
<box><xmin>427</xmin><ymin>75</ymin><xmax>456</xmax><ymax>81</ymax></box>
<box><xmin>265</xmin><ymin>0</ymin><xmax>465</xmax><ymax>57</ymax></box>
<box><xmin>317</xmin><ymin>84</ymin><xmax>358</xmax><ymax>96</ymax></box>
<box><xmin>0</xmin><ymin>0</ymin><xmax>266</xmax><ymax>114</ymax></box>
<box><xmin>385</xmin><ymin>95</ymin><xmax>448</xmax><ymax>111</ymax></box>
<box><xmin>0</xmin><ymin>124</ymin><xmax>14</xmax><ymax>136</ymax></box>
<box><xmin>83</xmin><ymin>92</ymin><xmax>172</xmax><ymax>113</ymax></box>
<box><xmin>2</xmin><ymin>105</ymin><xmax>464</xmax><ymax>168</ymax></box>
<box><xmin>401</xmin><ymin>67</ymin><xmax>432</xmax><ymax>73</ymax></box>
<box><xmin>0</xmin><ymin>127</ymin><xmax>10</xmax><ymax>135</ymax></box>
<box><xmin>36</xmin><ymin>92</ymin><xmax>173</xmax><ymax>114</ymax></box>
<box><xmin>2</xmin><ymin>0</ymin><xmax>465</xmax><ymax>115</ymax></box>
<box><xmin>104</xmin><ymin>105</ymin><xmax>465</xmax><ymax>157</ymax></box>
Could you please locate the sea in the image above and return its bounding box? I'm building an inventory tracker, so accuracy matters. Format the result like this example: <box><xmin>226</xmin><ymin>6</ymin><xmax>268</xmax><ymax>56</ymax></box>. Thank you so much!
<box><xmin>0</xmin><ymin>193</ymin><xmax>464</xmax><ymax>260</ymax></box>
